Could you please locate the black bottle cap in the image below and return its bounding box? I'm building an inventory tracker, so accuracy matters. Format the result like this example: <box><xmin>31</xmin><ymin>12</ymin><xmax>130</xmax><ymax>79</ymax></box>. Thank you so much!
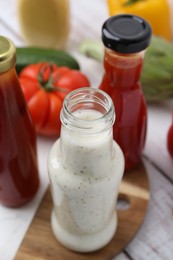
<box><xmin>102</xmin><ymin>14</ymin><xmax>152</xmax><ymax>54</ymax></box>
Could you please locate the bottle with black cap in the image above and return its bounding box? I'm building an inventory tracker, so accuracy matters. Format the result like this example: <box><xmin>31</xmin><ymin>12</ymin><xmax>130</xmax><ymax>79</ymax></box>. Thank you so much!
<box><xmin>0</xmin><ymin>35</ymin><xmax>39</xmax><ymax>207</ymax></box>
<box><xmin>99</xmin><ymin>14</ymin><xmax>152</xmax><ymax>171</ymax></box>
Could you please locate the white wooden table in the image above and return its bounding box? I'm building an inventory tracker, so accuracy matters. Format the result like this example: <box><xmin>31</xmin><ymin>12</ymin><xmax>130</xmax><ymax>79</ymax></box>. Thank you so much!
<box><xmin>0</xmin><ymin>1</ymin><xmax>173</xmax><ymax>259</ymax></box>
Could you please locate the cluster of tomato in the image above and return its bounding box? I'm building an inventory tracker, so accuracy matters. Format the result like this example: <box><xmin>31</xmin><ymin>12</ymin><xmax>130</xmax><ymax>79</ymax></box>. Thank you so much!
<box><xmin>19</xmin><ymin>62</ymin><xmax>90</xmax><ymax>136</ymax></box>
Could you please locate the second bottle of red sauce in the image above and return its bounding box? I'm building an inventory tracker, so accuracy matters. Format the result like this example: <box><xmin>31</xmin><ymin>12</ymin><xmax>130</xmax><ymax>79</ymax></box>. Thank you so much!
<box><xmin>0</xmin><ymin>36</ymin><xmax>39</xmax><ymax>207</ymax></box>
<box><xmin>99</xmin><ymin>14</ymin><xmax>152</xmax><ymax>171</ymax></box>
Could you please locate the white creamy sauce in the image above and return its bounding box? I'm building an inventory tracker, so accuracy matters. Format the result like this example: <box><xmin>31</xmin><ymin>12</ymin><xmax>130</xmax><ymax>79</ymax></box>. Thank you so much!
<box><xmin>48</xmin><ymin>109</ymin><xmax>124</xmax><ymax>252</ymax></box>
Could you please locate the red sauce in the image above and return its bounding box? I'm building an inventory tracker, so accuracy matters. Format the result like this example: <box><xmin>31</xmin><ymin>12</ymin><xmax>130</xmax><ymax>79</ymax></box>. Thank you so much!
<box><xmin>0</xmin><ymin>67</ymin><xmax>39</xmax><ymax>207</ymax></box>
<box><xmin>99</xmin><ymin>49</ymin><xmax>147</xmax><ymax>171</ymax></box>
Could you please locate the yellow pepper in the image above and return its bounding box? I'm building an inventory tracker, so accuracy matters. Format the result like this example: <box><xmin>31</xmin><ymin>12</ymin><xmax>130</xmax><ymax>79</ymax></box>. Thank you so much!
<box><xmin>107</xmin><ymin>0</ymin><xmax>172</xmax><ymax>41</ymax></box>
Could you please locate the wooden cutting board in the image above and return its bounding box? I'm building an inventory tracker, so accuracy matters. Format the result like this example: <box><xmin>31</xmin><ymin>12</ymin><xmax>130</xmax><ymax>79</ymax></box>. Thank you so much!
<box><xmin>15</xmin><ymin>162</ymin><xmax>149</xmax><ymax>260</ymax></box>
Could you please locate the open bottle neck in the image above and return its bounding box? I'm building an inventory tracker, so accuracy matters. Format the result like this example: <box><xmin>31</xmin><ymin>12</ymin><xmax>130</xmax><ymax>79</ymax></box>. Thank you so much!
<box><xmin>60</xmin><ymin>87</ymin><xmax>115</xmax><ymax>136</ymax></box>
<box><xmin>59</xmin><ymin>87</ymin><xmax>115</xmax><ymax>167</ymax></box>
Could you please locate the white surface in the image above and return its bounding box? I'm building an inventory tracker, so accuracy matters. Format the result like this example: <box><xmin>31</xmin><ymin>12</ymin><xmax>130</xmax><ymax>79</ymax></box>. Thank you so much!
<box><xmin>0</xmin><ymin>0</ymin><xmax>173</xmax><ymax>259</ymax></box>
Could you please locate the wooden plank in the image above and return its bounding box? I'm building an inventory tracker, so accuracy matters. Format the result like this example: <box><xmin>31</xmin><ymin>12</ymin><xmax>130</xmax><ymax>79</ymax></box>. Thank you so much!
<box><xmin>125</xmin><ymin>159</ymin><xmax>173</xmax><ymax>260</ymax></box>
<box><xmin>144</xmin><ymin>104</ymin><xmax>173</xmax><ymax>180</ymax></box>
<box><xmin>15</xmin><ymin>163</ymin><xmax>149</xmax><ymax>260</ymax></box>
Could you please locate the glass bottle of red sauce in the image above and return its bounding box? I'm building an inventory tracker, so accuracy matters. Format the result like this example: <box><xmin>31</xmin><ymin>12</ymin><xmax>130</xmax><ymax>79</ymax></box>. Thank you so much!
<box><xmin>99</xmin><ymin>15</ymin><xmax>152</xmax><ymax>171</ymax></box>
<box><xmin>0</xmin><ymin>36</ymin><xmax>39</xmax><ymax>207</ymax></box>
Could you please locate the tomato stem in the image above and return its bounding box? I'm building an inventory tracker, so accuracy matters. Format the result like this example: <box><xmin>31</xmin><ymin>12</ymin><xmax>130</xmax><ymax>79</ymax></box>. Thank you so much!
<box><xmin>44</xmin><ymin>85</ymin><xmax>68</xmax><ymax>93</ymax></box>
<box><xmin>38</xmin><ymin>63</ymin><xmax>68</xmax><ymax>93</ymax></box>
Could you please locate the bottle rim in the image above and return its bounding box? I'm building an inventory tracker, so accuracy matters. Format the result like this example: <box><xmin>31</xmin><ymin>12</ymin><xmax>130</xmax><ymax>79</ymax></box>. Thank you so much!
<box><xmin>61</xmin><ymin>87</ymin><xmax>115</xmax><ymax>133</ymax></box>
<box><xmin>0</xmin><ymin>36</ymin><xmax>16</xmax><ymax>73</ymax></box>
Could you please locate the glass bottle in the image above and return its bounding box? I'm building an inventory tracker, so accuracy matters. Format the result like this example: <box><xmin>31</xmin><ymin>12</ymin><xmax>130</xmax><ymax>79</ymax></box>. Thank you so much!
<box><xmin>0</xmin><ymin>36</ymin><xmax>39</xmax><ymax>207</ymax></box>
<box><xmin>99</xmin><ymin>14</ymin><xmax>152</xmax><ymax>171</ymax></box>
<box><xmin>48</xmin><ymin>87</ymin><xmax>124</xmax><ymax>252</ymax></box>
<box><xmin>16</xmin><ymin>0</ymin><xmax>70</xmax><ymax>49</ymax></box>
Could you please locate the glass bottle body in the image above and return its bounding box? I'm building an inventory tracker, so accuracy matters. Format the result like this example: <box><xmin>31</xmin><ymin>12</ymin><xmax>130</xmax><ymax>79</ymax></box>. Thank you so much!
<box><xmin>48</xmin><ymin>88</ymin><xmax>124</xmax><ymax>252</ymax></box>
<box><xmin>17</xmin><ymin>0</ymin><xmax>70</xmax><ymax>49</ymax></box>
<box><xmin>99</xmin><ymin>48</ymin><xmax>147</xmax><ymax>171</ymax></box>
<box><xmin>0</xmin><ymin>67</ymin><xmax>39</xmax><ymax>207</ymax></box>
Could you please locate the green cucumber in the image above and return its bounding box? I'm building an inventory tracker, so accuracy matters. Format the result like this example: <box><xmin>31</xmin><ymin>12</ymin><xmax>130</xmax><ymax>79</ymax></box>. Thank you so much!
<box><xmin>16</xmin><ymin>47</ymin><xmax>80</xmax><ymax>73</ymax></box>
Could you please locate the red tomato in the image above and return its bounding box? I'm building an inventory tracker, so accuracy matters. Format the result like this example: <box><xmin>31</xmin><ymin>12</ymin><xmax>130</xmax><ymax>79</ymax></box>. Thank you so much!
<box><xmin>167</xmin><ymin>115</ymin><xmax>173</xmax><ymax>158</ymax></box>
<box><xmin>19</xmin><ymin>62</ymin><xmax>90</xmax><ymax>136</ymax></box>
